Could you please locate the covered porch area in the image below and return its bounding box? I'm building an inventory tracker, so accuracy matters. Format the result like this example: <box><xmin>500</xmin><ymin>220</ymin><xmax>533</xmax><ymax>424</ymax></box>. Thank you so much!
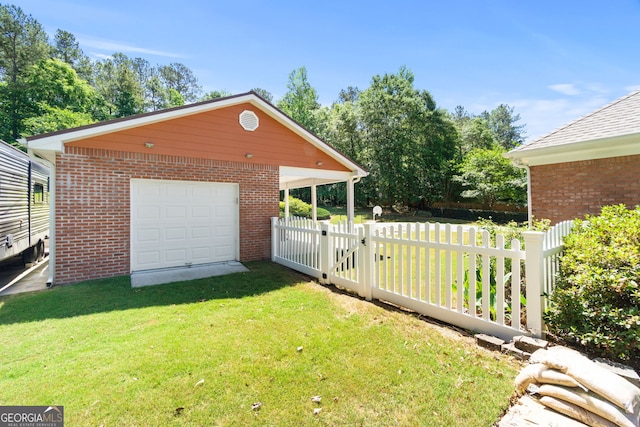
<box><xmin>279</xmin><ymin>166</ymin><xmax>364</xmax><ymax>222</ymax></box>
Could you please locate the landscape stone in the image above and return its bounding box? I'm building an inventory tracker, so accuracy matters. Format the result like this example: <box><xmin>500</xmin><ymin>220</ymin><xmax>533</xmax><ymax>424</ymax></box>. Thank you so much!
<box><xmin>513</xmin><ymin>335</ymin><xmax>548</xmax><ymax>354</ymax></box>
<box><xmin>474</xmin><ymin>334</ymin><xmax>505</xmax><ymax>352</ymax></box>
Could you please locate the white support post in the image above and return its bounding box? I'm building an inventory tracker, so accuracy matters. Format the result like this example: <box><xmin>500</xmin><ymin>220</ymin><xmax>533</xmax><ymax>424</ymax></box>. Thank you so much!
<box><xmin>523</xmin><ymin>231</ymin><xmax>546</xmax><ymax>337</ymax></box>
<box><xmin>271</xmin><ymin>217</ymin><xmax>278</xmax><ymax>262</ymax></box>
<box><xmin>311</xmin><ymin>183</ymin><xmax>317</xmax><ymax>222</ymax></box>
<box><xmin>284</xmin><ymin>188</ymin><xmax>290</xmax><ymax>218</ymax></box>
<box><xmin>319</xmin><ymin>222</ymin><xmax>331</xmax><ymax>285</ymax></box>
<box><xmin>347</xmin><ymin>177</ymin><xmax>355</xmax><ymax>226</ymax></box>
<box><xmin>361</xmin><ymin>223</ymin><xmax>374</xmax><ymax>301</ymax></box>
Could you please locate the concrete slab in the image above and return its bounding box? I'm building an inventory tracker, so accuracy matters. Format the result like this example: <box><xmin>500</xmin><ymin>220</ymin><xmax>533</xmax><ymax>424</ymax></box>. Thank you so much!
<box><xmin>131</xmin><ymin>261</ymin><xmax>249</xmax><ymax>287</ymax></box>
<box><xmin>0</xmin><ymin>257</ymin><xmax>49</xmax><ymax>296</ymax></box>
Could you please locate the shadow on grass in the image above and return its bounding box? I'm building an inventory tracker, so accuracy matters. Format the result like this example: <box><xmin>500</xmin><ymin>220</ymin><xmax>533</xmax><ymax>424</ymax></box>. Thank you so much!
<box><xmin>0</xmin><ymin>261</ymin><xmax>307</xmax><ymax>325</ymax></box>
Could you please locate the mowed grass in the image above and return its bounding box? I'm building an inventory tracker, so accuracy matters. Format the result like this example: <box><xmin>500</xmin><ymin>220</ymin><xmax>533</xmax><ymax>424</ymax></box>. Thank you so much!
<box><xmin>0</xmin><ymin>262</ymin><xmax>519</xmax><ymax>426</ymax></box>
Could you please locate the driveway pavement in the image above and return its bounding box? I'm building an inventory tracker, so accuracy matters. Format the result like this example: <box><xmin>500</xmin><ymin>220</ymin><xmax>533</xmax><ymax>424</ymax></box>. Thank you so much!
<box><xmin>0</xmin><ymin>254</ymin><xmax>49</xmax><ymax>296</ymax></box>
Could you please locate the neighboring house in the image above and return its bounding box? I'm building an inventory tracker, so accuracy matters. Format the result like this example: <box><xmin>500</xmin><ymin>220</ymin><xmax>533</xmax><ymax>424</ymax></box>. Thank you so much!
<box><xmin>25</xmin><ymin>92</ymin><xmax>367</xmax><ymax>285</ymax></box>
<box><xmin>506</xmin><ymin>90</ymin><xmax>640</xmax><ymax>224</ymax></box>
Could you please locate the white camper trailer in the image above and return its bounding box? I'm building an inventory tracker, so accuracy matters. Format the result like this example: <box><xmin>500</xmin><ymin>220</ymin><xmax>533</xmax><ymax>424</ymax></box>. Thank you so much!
<box><xmin>0</xmin><ymin>140</ymin><xmax>49</xmax><ymax>266</ymax></box>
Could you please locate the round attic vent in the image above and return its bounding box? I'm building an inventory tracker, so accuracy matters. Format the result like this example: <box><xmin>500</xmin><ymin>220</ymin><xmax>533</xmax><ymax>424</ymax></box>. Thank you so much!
<box><xmin>239</xmin><ymin>110</ymin><xmax>259</xmax><ymax>131</ymax></box>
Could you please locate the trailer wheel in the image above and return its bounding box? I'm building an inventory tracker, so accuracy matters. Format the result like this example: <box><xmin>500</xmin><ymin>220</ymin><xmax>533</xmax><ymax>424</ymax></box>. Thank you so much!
<box><xmin>37</xmin><ymin>240</ymin><xmax>45</xmax><ymax>261</ymax></box>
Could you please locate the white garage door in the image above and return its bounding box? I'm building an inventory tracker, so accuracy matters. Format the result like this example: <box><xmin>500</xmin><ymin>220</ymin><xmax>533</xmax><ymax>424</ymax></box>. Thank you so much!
<box><xmin>130</xmin><ymin>179</ymin><xmax>238</xmax><ymax>272</ymax></box>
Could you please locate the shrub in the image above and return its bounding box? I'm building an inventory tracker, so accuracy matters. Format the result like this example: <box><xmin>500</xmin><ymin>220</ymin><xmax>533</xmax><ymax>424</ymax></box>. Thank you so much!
<box><xmin>544</xmin><ymin>205</ymin><xmax>640</xmax><ymax>367</ymax></box>
<box><xmin>279</xmin><ymin>196</ymin><xmax>331</xmax><ymax>220</ymax></box>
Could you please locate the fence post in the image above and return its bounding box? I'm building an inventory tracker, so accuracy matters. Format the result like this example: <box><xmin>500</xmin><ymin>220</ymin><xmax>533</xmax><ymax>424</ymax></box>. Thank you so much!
<box><xmin>319</xmin><ymin>222</ymin><xmax>331</xmax><ymax>285</ymax></box>
<box><xmin>271</xmin><ymin>217</ymin><xmax>278</xmax><ymax>262</ymax></box>
<box><xmin>523</xmin><ymin>231</ymin><xmax>546</xmax><ymax>338</ymax></box>
<box><xmin>361</xmin><ymin>223</ymin><xmax>374</xmax><ymax>301</ymax></box>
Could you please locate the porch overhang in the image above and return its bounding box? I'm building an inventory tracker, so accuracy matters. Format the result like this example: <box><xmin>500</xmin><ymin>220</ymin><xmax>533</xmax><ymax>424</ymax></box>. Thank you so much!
<box><xmin>279</xmin><ymin>166</ymin><xmax>363</xmax><ymax>190</ymax></box>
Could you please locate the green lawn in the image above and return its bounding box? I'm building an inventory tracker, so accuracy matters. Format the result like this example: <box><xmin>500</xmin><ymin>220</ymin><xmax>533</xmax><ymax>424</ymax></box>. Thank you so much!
<box><xmin>0</xmin><ymin>262</ymin><xmax>519</xmax><ymax>426</ymax></box>
<box><xmin>325</xmin><ymin>205</ymin><xmax>474</xmax><ymax>225</ymax></box>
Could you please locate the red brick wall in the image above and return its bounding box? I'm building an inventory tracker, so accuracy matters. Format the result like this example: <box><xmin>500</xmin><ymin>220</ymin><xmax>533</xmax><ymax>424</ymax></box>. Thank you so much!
<box><xmin>530</xmin><ymin>154</ymin><xmax>640</xmax><ymax>224</ymax></box>
<box><xmin>55</xmin><ymin>146</ymin><xmax>279</xmax><ymax>284</ymax></box>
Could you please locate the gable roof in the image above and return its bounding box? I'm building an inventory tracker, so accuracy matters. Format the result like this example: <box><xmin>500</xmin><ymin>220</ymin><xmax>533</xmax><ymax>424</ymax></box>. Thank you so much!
<box><xmin>506</xmin><ymin>90</ymin><xmax>640</xmax><ymax>166</ymax></box>
<box><xmin>23</xmin><ymin>92</ymin><xmax>367</xmax><ymax>187</ymax></box>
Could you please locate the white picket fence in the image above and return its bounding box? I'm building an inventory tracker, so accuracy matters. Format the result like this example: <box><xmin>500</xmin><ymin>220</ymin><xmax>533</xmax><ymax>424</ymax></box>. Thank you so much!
<box><xmin>271</xmin><ymin>217</ymin><xmax>573</xmax><ymax>340</ymax></box>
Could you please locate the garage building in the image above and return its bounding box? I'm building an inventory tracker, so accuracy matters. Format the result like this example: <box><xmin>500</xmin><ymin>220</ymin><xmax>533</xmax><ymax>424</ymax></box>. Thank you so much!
<box><xmin>25</xmin><ymin>92</ymin><xmax>367</xmax><ymax>285</ymax></box>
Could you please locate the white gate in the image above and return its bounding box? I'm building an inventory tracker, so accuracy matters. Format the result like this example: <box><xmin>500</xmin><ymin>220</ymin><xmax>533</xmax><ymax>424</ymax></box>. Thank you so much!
<box><xmin>322</xmin><ymin>222</ymin><xmax>364</xmax><ymax>295</ymax></box>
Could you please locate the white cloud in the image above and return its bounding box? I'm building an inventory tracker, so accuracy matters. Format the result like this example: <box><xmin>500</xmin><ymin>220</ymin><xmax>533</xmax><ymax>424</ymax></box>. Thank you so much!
<box><xmin>548</xmin><ymin>83</ymin><xmax>582</xmax><ymax>96</ymax></box>
<box><xmin>92</xmin><ymin>52</ymin><xmax>113</xmax><ymax>60</ymax></box>
<box><xmin>625</xmin><ymin>84</ymin><xmax>640</xmax><ymax>92</ymax></box>
<box><xmin>79</xmin><ymin>37</ymin><xmax>186</xmax><ymax>59</ymax></box>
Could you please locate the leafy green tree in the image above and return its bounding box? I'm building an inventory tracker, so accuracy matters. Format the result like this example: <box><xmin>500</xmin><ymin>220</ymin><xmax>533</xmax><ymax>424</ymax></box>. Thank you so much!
<box><xmin>277</xmin><ymin>66</ymin><xmax>321</xmax><ymax>133</ymax></box>
<box><xmin>20</xmin><ymin>59</ymin><xmax>100</xmax><ymax>135</ymax></box>
<box><xmin>449</xmin><ymin>106</ymin><xmax>494</xmax><ymax>159</ymax></box>
<box><xmin>201</xmin><ymin>89</ymin><xmax>231</xmax><ymax>101</ymax></box>
<box><xmin>23</xmin><ymin>59</ymin><xmax>97</xmax><ymax>113</ymax></box>
<box><xmin>452</xmin><ymin>146</ymin><xmax>526</xmax><ymax>207</ymax></box>
<box><xmin>358</xmin><ymin>66</ymin><xmax>457</xmax><ymax>208</ymax></box>
<box><xmin>93</xmin><ymin>53</ymin><xmax>144</xmax><ymax>118</ymax></box>
<box><xmin>0</xmin><ymin>4</ymin><xmax>49</xmax><ymax>141</ymax></box>
<box><xmin>51</xmin><ymin>29</ymin><xmax>92</xmax><ymax>82</ymax></box>
<box><xmin>251</xmin><ymin>87</ymin><xmax>273</xmax><ymax>103</ymax></box>
<box><xmin>158</xmin><ymin>62</ymin><xmax>201</xmax><ymax>103</ymax></box>
<box><xmin>22</xmin><ymin>107</ymin><xmax>94</xmax><ymax>135</ymax></box>
<box><xmin>480</xmin><ymin>104</ymin><xmax>525</xmax><ymax>150</ymax></box>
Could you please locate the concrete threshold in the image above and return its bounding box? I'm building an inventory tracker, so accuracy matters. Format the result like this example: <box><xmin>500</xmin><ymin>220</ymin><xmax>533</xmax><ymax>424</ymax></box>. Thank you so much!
<box><xmin>131</xmin><ymin>261</ymin><xmax>249</xmax><ymax>288</ymax></box>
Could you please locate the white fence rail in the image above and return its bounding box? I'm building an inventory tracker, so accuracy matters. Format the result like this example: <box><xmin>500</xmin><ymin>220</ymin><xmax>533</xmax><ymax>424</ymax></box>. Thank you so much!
<box><xmin>272</xmin><ymin>217</ymin><xmax>573</xmax><ymax>340</ymax></box>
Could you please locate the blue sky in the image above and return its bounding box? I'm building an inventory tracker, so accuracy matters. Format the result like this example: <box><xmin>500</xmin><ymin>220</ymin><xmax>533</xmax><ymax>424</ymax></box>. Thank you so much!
<box><xmin>16</xmin><ymin>0</ymin><xmax>640</xmax><ymax>141</ymax></box>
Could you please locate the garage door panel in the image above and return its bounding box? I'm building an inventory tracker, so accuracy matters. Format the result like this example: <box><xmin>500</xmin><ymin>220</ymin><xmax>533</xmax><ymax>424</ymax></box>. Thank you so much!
<box><xmin>192</xmin><ymin>206</ymin><xmax>211</xmax><ymax>218</ymax></box>
<box><xmin>191</xmin><ymin>226</ymin><xmax>211</xmax><ymax>239</ymax></box>
<box><xmin>136</xmin><ymin>229</ymin><xmax>160</xmax><ymax>242</ymax></box>
<box><xmin>136</xmin><ymin>251</ymin><xmax>160</xmax><ymax>268</ymax></box>
<box><xmin>165</xmin><ymin>206</ymin><xmax>187</xmax><ymax>218</ymax></box>
<box><xmin>166</xmin><ymin>227</ymin><xmax>187</xmax><ymax>241</ymax></box>
<box><xmin>136</xmin><ymin>206</ymin><xmax>161</xmax><ymax>220</ymax></box>
<box><xmin>191</xmin><ymin>247</ymin><xmax>212</xmax><ymax>262</ymax></box>
<box><xmin>131</xmin><ymin>179</ymin><xmax>238</xmax><ymax>272</ymax></box>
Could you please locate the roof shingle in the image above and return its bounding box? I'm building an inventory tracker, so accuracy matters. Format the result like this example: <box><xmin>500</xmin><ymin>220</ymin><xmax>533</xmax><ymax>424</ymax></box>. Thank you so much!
<box><xmin>512</xmin><ymin>90</ymin><xmax>640</xmax><ymax>153</ymax></box>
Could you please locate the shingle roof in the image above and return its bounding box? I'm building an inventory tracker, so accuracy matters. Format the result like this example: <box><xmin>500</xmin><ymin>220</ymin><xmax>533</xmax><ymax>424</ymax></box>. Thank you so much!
<box><xmin>511</xmin><ymin>90</ymin><xmax>640</xmax><ymax>153</ymax></box>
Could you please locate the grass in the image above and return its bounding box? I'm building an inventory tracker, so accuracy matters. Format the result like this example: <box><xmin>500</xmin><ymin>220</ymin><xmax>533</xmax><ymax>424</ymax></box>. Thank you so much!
<box><xmin>324</xmin><ymin>205</ymin><xmax>474</xmax><ymax>225</ymax></box>
<box><xmin>0</xmin><ymin>262</ymin><xmax>520</xmax><ymax>426</ymax></box>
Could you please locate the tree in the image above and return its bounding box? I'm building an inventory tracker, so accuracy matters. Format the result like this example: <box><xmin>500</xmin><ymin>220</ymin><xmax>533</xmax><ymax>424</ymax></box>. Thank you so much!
<box><xmin>51</xmin><ymin>29</ymin><xmax>92</xmax><ymax>82</ymax></box>
<box><xmin>452</xmin><ymin>146</ymin><xmax>527</xmax><ymax>207</ymax></box>
<box><xmin>24</xmin><ymin>59</ymin><xmax>97</xmax><ymax>112</ymax></box>
<box><xmin>93</xmin><ymin>53</ymin><xmax>144</xmax><ymax>118</ymax></box>
<box><xmin>20</xmin><ymin>59</ymin><xmax>99</xmax><ymax>135</ymax></box>
<box><xmin>358</xmin><ymin>66</ymin><xmax>457</xmax><ymax>208</ymax></box>
<box><xmin>480</xmin><ymin>104</ymin><xmax>526</xmax><ymax>150</ymax></box>
<box><xmin>0</xmin><ymin>4</ymin><xmax>49</xmax><ymax>141</ymax></box>
<box><xmin>277</xmin><ymin>66</ymin><xmax>321</xmax><ymax>132</ymax></box>
<box><xmin>158</xmin><ymin>62</ymin><xmax>201</xmax><ymax>103</ymax></box>
<box><xmin>201</xmin><ymin>89</ymin><xmax>231</xmax><ymax>101</ymax></box>
<box><xmin>251</xmin><ymin>87</ymin><xmax>273</xmax><ymax>103</ymax></box>
<box><xmin>22</xmin><ymin>107</ymin><xmax>94</xmax><ymax>135</ymax></box>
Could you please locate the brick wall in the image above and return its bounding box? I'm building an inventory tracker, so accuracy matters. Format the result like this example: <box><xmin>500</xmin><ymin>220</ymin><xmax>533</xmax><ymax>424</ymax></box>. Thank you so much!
<box><xmin>530</xmin><ymin>154</ymin><xmax>640</xmax><ymax>224</ymax></box>
<box><xmin>55</xmin><ymin>147</ymin><xmax>279</xmax><ymax>284</ymax></box>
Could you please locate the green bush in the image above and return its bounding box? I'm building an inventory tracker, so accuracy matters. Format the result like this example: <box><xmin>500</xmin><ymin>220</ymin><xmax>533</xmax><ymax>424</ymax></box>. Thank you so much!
<box><xmin>545</xmin><ymin>205</ymin><xmax>640</xmax><ymax>367</ymax></box>
<box><xmin>279</xmin><ymin>196</ymin><xmax>331</xmax><ymax>220</ymax></box>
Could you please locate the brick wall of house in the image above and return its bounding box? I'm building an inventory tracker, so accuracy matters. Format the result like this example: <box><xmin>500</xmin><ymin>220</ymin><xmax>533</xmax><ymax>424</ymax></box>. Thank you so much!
<box><xmin>530</xmin><ymin>154</ymin><xmax>640</xmax><ymax>224</ymax></box>
<box><xmin>55</xmin><ymin>146</ymin><xmax>279</xmax><ymax>284</ymax></box>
